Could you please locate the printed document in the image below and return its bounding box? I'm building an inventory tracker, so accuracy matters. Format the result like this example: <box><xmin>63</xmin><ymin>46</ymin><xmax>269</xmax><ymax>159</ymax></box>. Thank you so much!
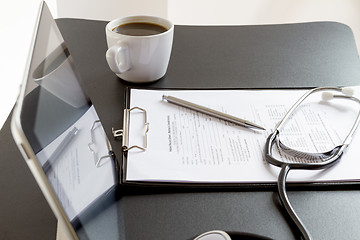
<box><xmin>126</xmin><ymin>88</ymin><xmax>360</xmax><ymax>183</ymax></box>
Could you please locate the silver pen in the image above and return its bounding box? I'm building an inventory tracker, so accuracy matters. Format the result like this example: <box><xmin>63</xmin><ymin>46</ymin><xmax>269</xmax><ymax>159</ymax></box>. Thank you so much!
<box><xmin>162</xmin><ymin>95</ymin><xmax>265</xmax><ymax>130</ymax></box>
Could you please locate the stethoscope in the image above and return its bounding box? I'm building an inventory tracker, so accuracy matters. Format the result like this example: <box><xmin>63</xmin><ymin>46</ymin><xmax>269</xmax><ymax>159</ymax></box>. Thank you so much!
<box><xmin>194</xmin><ymin>87</ymin><xmax>360</xmax><ymax>240</ymax></box>
<box><xmin>264</xmin><ymin>86</ymin><xmax>360</xmax><ymax>240</ymax></box>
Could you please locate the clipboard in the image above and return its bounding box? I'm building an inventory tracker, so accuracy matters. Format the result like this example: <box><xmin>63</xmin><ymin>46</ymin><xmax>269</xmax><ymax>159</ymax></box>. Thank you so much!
<box><xmin>110</xmin><ymin>87</ymin><xmax>360</xmax><ymax>189</ymax></box>
<box><xmin>112</xmin><ymin>87</ymin><xmax>268</xmax><ymax>189</ymax></box>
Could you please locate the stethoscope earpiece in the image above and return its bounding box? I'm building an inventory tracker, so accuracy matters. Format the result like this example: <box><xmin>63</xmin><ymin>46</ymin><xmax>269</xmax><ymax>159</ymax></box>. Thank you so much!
<box><xmin>321</xmin><ymin>92</ymin><xmax>334</xmax><ymax>101</ymax></box>
<box><xmin>322</xmin><ymin>87</ymin><xmax>355</xmax><ymax>101</ymax></box>
<box><xmin>342</xmin><ymin>87</ymin><xmax>354</xmax><ymax>96</ymax></box>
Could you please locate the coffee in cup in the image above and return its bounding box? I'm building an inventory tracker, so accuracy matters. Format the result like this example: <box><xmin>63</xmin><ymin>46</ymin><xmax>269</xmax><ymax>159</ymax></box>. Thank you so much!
<box><xmin>105</xmin><ymin>16</ymin><xmax>174</xmax><ymax>83</ymax></box>
<box><xmin>112</xmin><ymin>22</ymin><xmax>168</xmax><ymax>36</ymax></box>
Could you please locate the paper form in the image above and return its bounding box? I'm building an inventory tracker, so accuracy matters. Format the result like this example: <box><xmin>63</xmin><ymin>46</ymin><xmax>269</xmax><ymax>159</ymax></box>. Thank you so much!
<box><xmin>36</xmin><ymin>106</ymin><xmax>115</xmax><ymax>220</ymax></box>
<box><xmin>126</xmin><ymin>88</ymin><xmax>360</xmax><ymax>183</ymax></box>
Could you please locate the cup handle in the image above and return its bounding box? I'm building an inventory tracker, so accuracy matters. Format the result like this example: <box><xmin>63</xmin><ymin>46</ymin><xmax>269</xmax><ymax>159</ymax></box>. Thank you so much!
<box><xmin>106</xmin><ymin>42</ymin><xmax>131</xmax><ymax>74</ymax></box>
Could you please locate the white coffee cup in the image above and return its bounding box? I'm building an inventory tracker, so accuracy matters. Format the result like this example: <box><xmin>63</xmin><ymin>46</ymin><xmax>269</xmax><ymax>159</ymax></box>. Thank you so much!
<box><xmin>105</xmin><ymin>15</ymin><xmax>174</xmax><ymax>83</ymax></box>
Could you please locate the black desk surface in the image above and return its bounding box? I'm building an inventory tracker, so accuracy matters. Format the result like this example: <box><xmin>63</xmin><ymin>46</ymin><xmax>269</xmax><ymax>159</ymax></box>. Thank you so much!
<box><xmin>2</xmin><ymin>18</ymin><xmax>360</xmax><ymax>240</ymax></box>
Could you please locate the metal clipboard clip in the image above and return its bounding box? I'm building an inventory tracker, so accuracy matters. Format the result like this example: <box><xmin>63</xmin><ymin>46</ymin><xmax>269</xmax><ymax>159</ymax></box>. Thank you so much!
<box><xmin>112</xmin><ymin>106</ymin><xmax>149</xmax><ymax>151</ymax></box>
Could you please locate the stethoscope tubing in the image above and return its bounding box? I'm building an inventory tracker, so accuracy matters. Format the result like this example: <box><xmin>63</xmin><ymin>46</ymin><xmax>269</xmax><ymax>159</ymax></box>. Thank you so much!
<box><xmin>278</xmin><ymin>164</ymin><xmax>311</xmax><ymax>240</ymax></box>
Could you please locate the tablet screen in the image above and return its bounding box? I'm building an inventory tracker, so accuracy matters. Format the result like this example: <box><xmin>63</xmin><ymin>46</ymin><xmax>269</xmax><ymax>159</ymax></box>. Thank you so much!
<box><xmin>13</xmin><ymin>2</ymin><xmax>118</xmax><ymax>239</ymax></box>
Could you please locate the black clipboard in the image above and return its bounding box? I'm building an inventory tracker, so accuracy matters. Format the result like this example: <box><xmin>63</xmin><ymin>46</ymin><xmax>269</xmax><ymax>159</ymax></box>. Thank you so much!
<box><xmin>110</xmin><ymin>87</ymin><xmax>360</xmax><ymax>191</ymax></box>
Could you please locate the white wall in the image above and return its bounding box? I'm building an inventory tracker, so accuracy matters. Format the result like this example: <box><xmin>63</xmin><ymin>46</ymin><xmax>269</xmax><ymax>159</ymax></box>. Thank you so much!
<box><xmin>169</xmin><ymin>0</ymin><xmax>360</xmax><ymax>25</ymax></box>
<box><xmin>52</xmin><ymin>0</ymin><xmax>168</xmax><ymax>20</ymax></box>
<box><xmin>0</xmin><ymin>0</ymin><xmax>43</xmax><ymax>130</ymax></box>
<box><xmin>168</xmin><ymin>0</ymin><xmax>360</xmax><ymax>48</ymax></box>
